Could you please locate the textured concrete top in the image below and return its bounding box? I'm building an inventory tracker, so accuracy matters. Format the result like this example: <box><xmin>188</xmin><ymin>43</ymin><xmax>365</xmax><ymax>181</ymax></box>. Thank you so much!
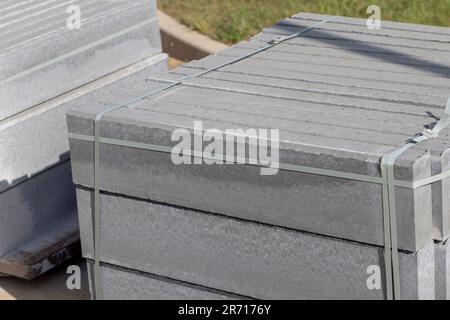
<box><xmin>68</xmin><ymin>13</ymin><xmax>450</xmax><ymax>179</ymax></box>
<box><xmin>0</xmin><ymin>0</ymin><xmax>160</xmax><ymax>120</ymax></box>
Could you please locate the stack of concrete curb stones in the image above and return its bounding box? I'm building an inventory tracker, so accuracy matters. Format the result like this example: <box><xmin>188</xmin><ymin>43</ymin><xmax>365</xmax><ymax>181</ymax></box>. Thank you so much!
<box><xmin>0</xmin><ymin>0</ymin><xmax>166</xmax><ymax>278</ymax></box>
<box><xmin>68</xmin><ymin>13</ymin><xmax>450</xmax><ymax>299</ymax></box>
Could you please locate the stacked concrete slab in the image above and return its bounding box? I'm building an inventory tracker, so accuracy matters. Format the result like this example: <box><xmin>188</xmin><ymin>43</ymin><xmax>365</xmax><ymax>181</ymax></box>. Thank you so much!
<box><xmin>0</xmin><ymin>0</ymin><xmax>167</xmax><ymax>278</ymax></box>
<box><xmin>68</xmin><ymin>13</ymin><xmax>450</xmax><ymax>299</ymax></box>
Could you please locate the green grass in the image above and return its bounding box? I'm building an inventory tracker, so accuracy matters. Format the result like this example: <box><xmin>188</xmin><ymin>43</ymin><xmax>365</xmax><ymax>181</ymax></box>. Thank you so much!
<box><xmin>158</xmin><ymin>0</ymin><xmax>450</xmax><ymax>44</ymax></box>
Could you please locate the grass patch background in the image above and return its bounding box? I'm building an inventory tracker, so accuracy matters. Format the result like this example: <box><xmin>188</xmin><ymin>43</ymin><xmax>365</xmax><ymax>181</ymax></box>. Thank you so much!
<box><xmin>158</xmin><ymin>0</ymin><xmax>450</xmax><ymax>44</ymax></box>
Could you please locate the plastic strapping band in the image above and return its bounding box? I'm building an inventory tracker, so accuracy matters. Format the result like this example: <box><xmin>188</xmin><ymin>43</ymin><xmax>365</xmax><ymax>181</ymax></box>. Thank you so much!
<box><xmin>380</xmin><ymin>98</ymin><xmax>450</xmax><ymax>300</ymax></box>
<box><xmin>91</xmin><ymin>15</ymin><xmax>338</xmax><ymax>300</ymax></box>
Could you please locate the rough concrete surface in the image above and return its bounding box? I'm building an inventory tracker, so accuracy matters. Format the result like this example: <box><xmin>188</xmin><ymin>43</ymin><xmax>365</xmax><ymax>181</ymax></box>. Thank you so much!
<box><xmin>0</xmin><ymin>53</ymin><xmax>168</xmax><ymax>258</ymax></box>
<box><xmin>77</xmin><ymin>188</ymin><xmax>436</xmax><ymax>300</ymax></box>
<box><xmin>434</xmin><ymin>240</ymin><xmax>450</xmax><ymax>300</ymax></box>
<box><xmin>0</xmin><ymin>0</ymin><xmax>169</xmax><ymax>284</ymax></box>
<box><xmin>0</xmin><ymin>0</ymin><xmax>161</xmax><ymax>120</ymax></box>
<box><xmin>0</xmin><ymin>53</ymin><xmax>168</xmax><ymax>194</ymax></box>
<box><xmin>86</xmin><ymin>261</ymin><xmax>244</xmax><ymax>300</ymax></box>
<box><xmin>67</xmin><ymin>14</ymin><xmax>450</xmax><ymax>252</ymax></box>
<box><xmin>66</xmin><ymin>13</ymin><xmax>450</xmax><ymax>299</ymax></box>
<box><xmin>0</xmin><ymin>162</ymin><xmax>76</xmax><ymax>258</ymax></box>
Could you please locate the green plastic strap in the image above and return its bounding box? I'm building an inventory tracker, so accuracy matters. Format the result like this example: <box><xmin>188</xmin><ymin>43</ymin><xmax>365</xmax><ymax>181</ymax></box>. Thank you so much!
<box><xmin>91</xmin><ymin>15</ymin><xmax>338</xmax><ymax>300</ymax></box>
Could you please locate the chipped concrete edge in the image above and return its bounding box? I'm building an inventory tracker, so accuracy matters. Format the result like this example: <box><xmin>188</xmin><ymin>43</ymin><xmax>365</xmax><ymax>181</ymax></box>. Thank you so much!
<box><xmin>158</xmin><ymin>10</ymin><xmax>229</xmax><ymax>62</ymax></box>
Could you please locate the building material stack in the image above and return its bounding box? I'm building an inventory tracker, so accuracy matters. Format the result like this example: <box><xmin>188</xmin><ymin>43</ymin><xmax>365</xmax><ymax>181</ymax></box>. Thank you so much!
<box><xmin>0</xmin><ymin>0</ymin><xmax>167</xmax><ymax>279</ymax></box>
<box><xmin>68</xmin><ymin>13</ymin><xmax>450</xmax><ymax>299</ymax></box>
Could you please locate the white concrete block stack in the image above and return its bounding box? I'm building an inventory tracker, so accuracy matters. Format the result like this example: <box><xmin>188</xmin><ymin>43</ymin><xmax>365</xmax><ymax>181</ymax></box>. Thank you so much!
<box><xmin>0</xmin><ymin>0</ymin><xmax>167</xmax><ymax>278</ymax></box>
<box><xmin>67</xmin><ymin>13</ymin><xmax>450</xmax><ymax>299</ymax></box>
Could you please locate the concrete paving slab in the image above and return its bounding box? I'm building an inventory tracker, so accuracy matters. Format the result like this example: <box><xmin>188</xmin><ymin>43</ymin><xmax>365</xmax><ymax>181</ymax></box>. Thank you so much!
<box><xmin>212</xmin><ymin>45</ymin><xmax>450</xmax><ymax>80</ymax></box>
<box><xmin>231</xmin><ymin>42</ymin><xmax>450</xmax><ymax>75</ymax></box>
<box><xmin>68</xmin><ymin>128</ymin><xmax>433</xmax><ymax>251</ymax></box>
<box><xmin>0</xmin><ymin>0</ymin><xmax>161</xmax><ymax>120</ymax></box>
<box><xmin>184</xmin><ymin>48</ymin><xmax>450</xmax><ymax>93</ymax></box>
<box><xmin>67</xmin><ymin>14</ymin><xmax>450</xmax><ymax>252</ymax></box>
<box><xmin>276</xmin><ymin>16</ymin><xmax>450</xmax><ymax>42</ymax></box>
<box><xmin>67</xmin><ymin>87</ymin><xmax>433</xmax><ymax>251</ymax></box>
<box><xmin>253</xmin><ymin>31</ymin><xmax>450</xmax><ymax>60</ymax></box>
<box><xmin>178</xmin><ymin>60</ymin><xmax>450</xmax><ymax>97</ymax></box>
<box><xmin>430</xmin><ymin>149</ymin><xmax>450</xmax><ymax>241</ymax></box>
<box><xmin>292</xmin><ymin>12</ymin><xmax>450</xmax><ymax>35</ymax></box>
<box><xmin>68</xmin><ymin>75</ymin><xmax>439</xmax><ymax>153</ymax></box>
<box><xmin>152</xmin><ymin>86</ymin><xmax>433</xmax><ymax>128</ymax></box>
<box><xmin>262</xmin><ymin>25</ymin><xmax>450</xmax><ymax>52</ymax></box>
<box><xmin>0</xmin><ymin>53</ymin><xmax>167</xmax><ymax>194</ymax></box>
<box><xmin>0</xmin><ymin>162</ymin><xmax>76</xmax><ymax>258</ymax></box>
<box><xmin>86</xmin><ymin>261</ymin><xmax>244</xmax><ymax>300</ymax></box>
<box><xmin>434</xmin><ymin>241</ymin><xmax>450</xmax><ymax>300</ymax></box>
<box><xmin>249</xmin><ymin>29</ymin><xmax>450</xmax><ymax>74</ymax></box>
<box><xmin>0</xmin><ymin>1</ymin><xmax>114</xmax><ymax>46</ymax></box>
<box><xmin>76</xmin><ymin>188</ymin><xmax>435</xmax><ymax>300</ymax></box>
<box><xmin>186</xmin><ymin>51</ymin><xmax>450</xmax><ymax>93</ymax></box>
<box><xmin>147</xmin><ymin>69</ymin><xmax>447</xmax><ymax>117</ymax></box>
<box><xmin>170</xmin><ymin>68</ymin><xmax>446</xmax><ymax>110</ymax></box>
